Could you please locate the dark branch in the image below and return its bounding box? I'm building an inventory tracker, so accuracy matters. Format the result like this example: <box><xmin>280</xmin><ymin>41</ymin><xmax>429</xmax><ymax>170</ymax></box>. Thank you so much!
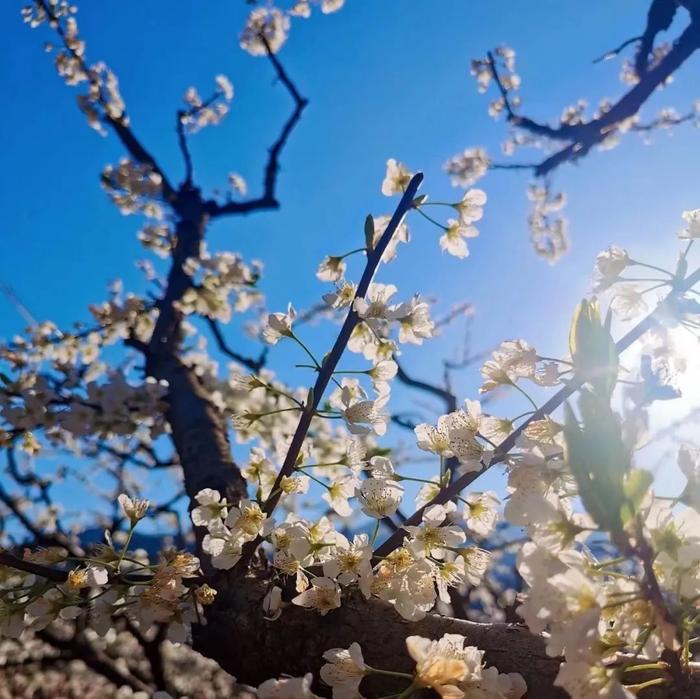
<box><xmin>206</xmin><ymin>318</ymin><xmax>268</xmax><ymax>371</ymax></box>
<box><xmin>38</xmin><ymin>0</ymin><xmax>176</xmax><ymax>201</ymax></box>
<box><xmin>206</xmin><ymin>38</ymin><xmax>308</xmax><ymax>218</ymax></box>
<box><xmin>235</xmin><ymin>174</ymin><xmax>424</xmax><ymax>570</ymax></box>
<box><xmin>486</xmin><ymin>13</ymin><xmax>700</xmax><ymax>177</ymax></box>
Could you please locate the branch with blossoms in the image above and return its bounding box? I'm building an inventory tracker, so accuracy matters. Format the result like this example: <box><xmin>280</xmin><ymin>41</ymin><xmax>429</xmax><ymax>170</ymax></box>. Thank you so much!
<box><xmin>446</xmin><ymin>1</ymin><xmax>700</xmax><ymax>261</ymax></box>
<box><xmin>7</xmin><ymin>3</ymin><xmax>700</xmax><ymax>697</ymax></box>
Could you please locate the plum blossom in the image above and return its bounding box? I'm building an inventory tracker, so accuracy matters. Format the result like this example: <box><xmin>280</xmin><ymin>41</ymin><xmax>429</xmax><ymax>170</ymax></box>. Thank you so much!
<box><xmin>319</xmin><ymin>642</ymin><xmax>366</xmax><ymax>699</ymax></box>
<box><xmin>356</xmin><ymin>478</ymin><xmax>404</xmax><ymax>518</ymax></box>
<box><xmin>680</xmin><ymin>209</ymin><xmax>700</xmax><ymax>239</ymax></box>
<box><xmin>440</xmin><ymin>219</ymin><xmax>479</xmax><ymax>258</ymax></box>
<box><xmin>381</xmin><ymin>158</ymin><xmax>413</xmax><ymax>196</ymax></box>
<box><xmin>240</xmin><ymin>7</ymin><xmax>290</xmax><ymax>56</ymax></box>
<box><xmin>292</xmin><ymin>577</ymin><xmax>341</xmax><ymax>615</ymax></box>
<box><xmin>257</xmin><ymin>673</ymin><xmax>316</xmax><ymax>699</ymax></box>
<box><xmin>405</xmin><ymin>502</ymin><xmax>466</xmax><ymax>559</ymax></box>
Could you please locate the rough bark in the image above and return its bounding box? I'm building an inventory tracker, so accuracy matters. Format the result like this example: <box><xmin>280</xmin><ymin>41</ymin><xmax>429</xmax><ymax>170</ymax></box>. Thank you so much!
<box><xmin>193</xmin><ymin>572</ymin><xmax>567</xmax><ymax>699</ymax></box>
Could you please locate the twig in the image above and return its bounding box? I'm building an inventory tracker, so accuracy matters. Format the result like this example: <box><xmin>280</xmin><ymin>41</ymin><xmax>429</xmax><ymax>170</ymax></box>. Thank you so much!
<box><xmin>235</xmin><ymin>174</ymin><xmax>424</xmax><ymax>570</ymax></box>
<box><xmin>206</xmin><ymin>318</ymin><xmax>267</xmax><ymax>371</ymax></box>
<box><xmin>206</xmin><ymin>36</ymin><xmax>308</xmax><ymax>218</ymax></box>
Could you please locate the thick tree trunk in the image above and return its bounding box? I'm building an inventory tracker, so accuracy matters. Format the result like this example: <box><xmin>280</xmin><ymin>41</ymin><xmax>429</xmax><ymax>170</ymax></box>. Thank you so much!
<box><xmin>193</xmin><ymin>572</ymin><xmax>568</xmax><ymax>699</ymax></box>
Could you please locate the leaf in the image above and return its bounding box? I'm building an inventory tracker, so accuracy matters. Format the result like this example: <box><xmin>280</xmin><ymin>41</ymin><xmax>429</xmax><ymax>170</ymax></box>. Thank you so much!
<box><xmin>364</xmin><ymin>214</ymin><xmax>375</xmax><ymax>251</ymax></box>
<box><xmin>568</xmin><ymin>298</ymin><xmax>619</xmax><ymax>399</ymax></box>
<box><xmin>564</xmin><ymin>393</ymin><xmax>630</xmax><ymax>536</ymax></box>
<box><xmin>621</xmin><ymin>468</ymin><xmax>653</xmax><ymax>526</ymax></box>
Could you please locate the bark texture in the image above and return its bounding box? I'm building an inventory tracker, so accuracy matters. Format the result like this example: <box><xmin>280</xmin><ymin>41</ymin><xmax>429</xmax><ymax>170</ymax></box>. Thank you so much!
<box><xmin>194</xmin><ymin>572</ymin><xmax>567</xmax><ymax>699</ymax></box>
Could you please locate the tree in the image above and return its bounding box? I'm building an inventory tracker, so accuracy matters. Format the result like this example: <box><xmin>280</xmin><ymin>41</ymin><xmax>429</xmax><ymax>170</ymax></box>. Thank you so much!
<box><xmin>2</xmin><ymin>2</ymin><xmax>700</xmax><ymax>697</ymax></box>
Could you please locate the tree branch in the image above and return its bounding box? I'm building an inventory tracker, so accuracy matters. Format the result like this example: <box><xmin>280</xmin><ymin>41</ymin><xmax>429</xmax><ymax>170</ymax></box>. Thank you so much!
<box><xmin>206</xmin><ymin>317</ymin><xmax>268</xmax><ymax>371</ymax></box>
<box><xmin>375</xmin><ymin>265</ymin><xmax>700</xmax><ymax>557</ymax></box>
<box><xmin>235</xmin><ymin>174</ymin><xmax>424</xmax><ymax>570</ymax></box>
<box><xmin>486</xmin><ymin>13</ymin><xmax>700</xmax><ymax>178</ymax></box>
<box><xmin>205</xmin><ymin>38</ymin><xmax>308</xmax><ymax>218</ymax></box>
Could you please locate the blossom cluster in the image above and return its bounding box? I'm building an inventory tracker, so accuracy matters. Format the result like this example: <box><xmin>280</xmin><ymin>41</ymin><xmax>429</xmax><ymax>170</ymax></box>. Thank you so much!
<box><xmin>0</xmin><ymin>495</ymin><xmax>215</xmax><ymax>645</ymax></box>
<box><xmin>239</xmin><ymin>1</ymin><xmax>345</xmax><ymax>56</ymax></box>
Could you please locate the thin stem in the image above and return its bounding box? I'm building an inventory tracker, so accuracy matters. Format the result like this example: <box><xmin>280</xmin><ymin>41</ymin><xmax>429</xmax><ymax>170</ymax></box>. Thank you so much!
<box><xmin>536</xmin><ymin>355</ymin><xmax>574</xmax><ymax>366</ymax></box>
<box><xmin>116</xmin><ymin>525</ymin><xmax>135</xmax><ymax>573</ymax></box>
<box><xmin>339</xmin><ymin>247</ymin><xmax>367</xmax><ymax>259</ymax></box>
<box><xmin>366</xmin><ymin>668</ymin><xmax>415</xmax><ymax>680</ymax></box>
<box><xmin>291</xmin><ymin>333</ymin><xmax>321</xmax><ymax>370</ymax></box>
<box><xmin>511</xmin><ymin>381</ymin><xmax>539</xmax><ymax>411</ymax></box>
<box><xmin>370</xmin><ymin>519</ymin><xmax>381</xmax><ymax>546</ymax></box>
<box><xmin>624</xmin><ymin>678</ymin><xmax>668</xmax><ymax>692</ymax></box>
<box><xmin>415</xmin><ymin>207</ymin><xmax>448</xmax><ymax>231</ymax></box>
<box><xmin>628</xmin><ymin>260</ymin><xmax>674</xmax><ymax>277</ymax></box>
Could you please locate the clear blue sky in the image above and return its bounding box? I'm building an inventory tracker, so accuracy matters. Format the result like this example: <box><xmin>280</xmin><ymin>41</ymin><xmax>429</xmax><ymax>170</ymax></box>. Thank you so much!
<box><xmin>2</xmin><ymin>2</ymin><xmax>699</xmax><ymax>513</ymax></box>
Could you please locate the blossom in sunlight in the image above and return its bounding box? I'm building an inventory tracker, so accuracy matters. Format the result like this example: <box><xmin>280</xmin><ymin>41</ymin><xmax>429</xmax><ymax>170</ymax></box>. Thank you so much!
<box><xmin>479</xmin><ymin>339</ymin><xmax>537</xmax><ymax>392</ymax></box>
<box><xmin>415</xmin><ymin>418</ymin><xmax>453</xmax><ymax>457</ymax></box>
<box><xmin>393</xmin><ymin>296</ymin><xmax>434</xmax><ymax>344</ymax></box>
<box><xmin>202</xmin><ymin>525</ymin><xmax>243</xmax><ymax>570</ymax></box>
<box><xmin>381</xmin><ymin>158</ymin><xmax>413</xmax><ymax>196</ymax></box>
<box><xmin>317</xmin><ymin>255</ymin><xmax>347</xmax><ymax>282</ymax></box>
<box><xmin>371</xmin><ymin>215</ymin><xmax>410</xmax><ymax>263</ymax></box>
<box><xmin>257</xmin><ymin>673</ymin><xmax>315</xmax><ymax>699</ymax></box>
<box><xmin>353</xmin><ymin>283</ymin><xmax>398</xmax><ymax>330</ymax></box>
<box><xmin>444</xmin><ymin>147</ymin><xmax>491</xmax><ymax>187</ymax></box>
<box><xmin>554</xmin><ymin>662</ymin><xmax>633</xmax><ymax>699</ymax></box>
<box><xmin>368</xmin><ymin>358</ymin><xmax>398</xmax><ymax>394</ymax></box>
<box><xmin>320</xmin><ymin>642</ymin><xmax>366</xmax><ymax>699</ymax></box>
<box><xmin>405</xmin><ymin>633</ymin><xmax>475</xmax><ymax>696</ymax></box>
<box><xmin>191</xmin><ymin>488</ymin><xmax>228</xmax><ymax>528</ymax></box>
<box><xmin>679</xmin><ymin>208</ymin><xmax>700</xmax><ymax>239</ymax></box>
<box><xmin>240</xmin><ymin>7</ymin><xmax>290</xmax><ymax>56</ymax></box>
<box><xmin>228</xmin><ymin>172</ymin><xmax>248</xmax><ymax>196</ymax></box>
<box><xmin>367</xmin><ymin>455</ymin><xmax>394</xmax><ymax>478</ymax></box>
<box><xmin>117</xmin><ymin>493</ymin><xmax>150</xmax><ymax>526</ymax></box>
<box><xmin>453</xmin><ymin>188</ymin><xmax>487</xmax><ymax>224</ymax></box>
<box><xmin>321</xmin><ymin>0</ymin><xmax>345</xmax><ymax>13</ymax></box>
<box><xmin>462</xmin><ymin>491</ymin><xmax>500</xmax><ymax>537</ymax></box>
<box><xmin>459</xmin><ymin>547</ymin><xmax>492</xmax><ymax>586</ymax></box>
<box><xmin>592</xmin><ymin>245</ymin><xmax>629</xmax><ymax>291</ymax></box>
<box><xmin>323</xmin><ymin>280</ymin><xmax>357</xmax><ymax>308</ymax></box>
<box><xmin>609</xmin><ymin>284</ymin><xmax>648</xmax><ymax>320</ymax></box>
<box><xmin>339</xmin><ymin>385</ymin><xmax>389</xmax><ymax>436</ymax></box>
<box><xmin>323</xmin><ymin>533</ymin><xmax>372</xmax><ymax>585</ymax></box>
<box><xmin>262</xmin><ymin>304</ymin><xmax>296</xmax><ymax>344</ymax></box>
<box><xmin>405</xmin><ymin>502</ymin><xmax>466</xmax><ymax>559</ymax></box>
<box><xmin>440</xmin><ymin>218</ymin><xmax>479</xmax><ymax>258</ymax></box>
<box><xmin>263</xmin><ymin>585</ymin><xmax>283</xmax><ymax>621</ymax></box>
<box><xmin>225</xmin><ymin>499</ymin><xmax>272</xmax><ymax>539</ymax></box>
<box><xmin>356</xmin><ymin>477</ymin><xmax>404</xmax><ymax>518</ymax></box>
<box><xmin>292</xmin><ymin>577</ymin><xmax>341</xmax><ymax>615</ymax></box>
<box><xmin>322</xmin><ymin>476</ymin><xmax>357</xmax><ymax>517</ymax></box>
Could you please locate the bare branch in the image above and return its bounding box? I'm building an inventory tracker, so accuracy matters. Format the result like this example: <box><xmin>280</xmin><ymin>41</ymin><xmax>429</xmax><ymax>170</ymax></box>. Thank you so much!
<box><xmin>206</xmin><ymin>318</ymin><xmax>268</xmax><ymax>372</ymax></box>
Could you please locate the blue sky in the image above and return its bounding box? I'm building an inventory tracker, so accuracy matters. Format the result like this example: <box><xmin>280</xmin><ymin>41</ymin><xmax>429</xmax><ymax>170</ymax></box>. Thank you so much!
<box><xmin>2</xmin><ymin>2</ymin><xmax>700</xmax><ymax>517</ymax></box>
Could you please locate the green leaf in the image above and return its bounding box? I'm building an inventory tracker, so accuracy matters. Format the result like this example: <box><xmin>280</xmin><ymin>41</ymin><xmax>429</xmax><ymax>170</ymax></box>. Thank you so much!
<box><xmin>563</xmin><ymin>392</ymin><xmax>630</xmax><ymax>536</ymax></box>
<box><xmin>364</xmin><ymin>214</ymin><xmax>375</xmax><ymax>250</ymax></box>
<box><xmin>621</xmin><ymin>468</ymin><xmax>653</xmax><ymax>526</ymax></box>
<box><xmin>568</xmin><ymin>298</ymin><xmax>619</xmax><ymax>399</ymax></box>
